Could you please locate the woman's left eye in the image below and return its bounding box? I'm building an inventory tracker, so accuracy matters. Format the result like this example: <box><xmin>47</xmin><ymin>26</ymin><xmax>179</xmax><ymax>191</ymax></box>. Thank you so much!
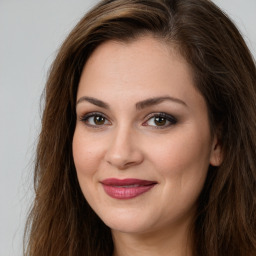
<box><xmin>143</xmin><ymin>113</ymin><xmax>177</xmax><ymax>128</ymax></box>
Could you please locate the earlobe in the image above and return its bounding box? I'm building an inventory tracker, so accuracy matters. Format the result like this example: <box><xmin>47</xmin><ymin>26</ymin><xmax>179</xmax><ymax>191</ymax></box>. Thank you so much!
<box><xmin>210</xmin><ymin>136</ymin><xmax>223</xmax><ymax>166</ymax></box>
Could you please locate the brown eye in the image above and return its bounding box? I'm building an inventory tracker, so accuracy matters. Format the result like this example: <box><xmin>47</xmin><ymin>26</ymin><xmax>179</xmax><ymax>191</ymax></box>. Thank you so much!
<box><xmin>94</xmin><ymin>115</ymin><xmax>106</xmax><ymax>125</ymax></box>
<box><xmin>81</xmin><ymin>113</ymin><xmax>111</xmax><ymax>127</ymax></box>
<box><xmin>143</xmin><ymin>113</ymin><xmax>177</xmax><ymax>128</ymax></box>
<box><xmin>154</xmin><ymin>116</ymin><xmax>167</xmax><ymax>126</ymax></box>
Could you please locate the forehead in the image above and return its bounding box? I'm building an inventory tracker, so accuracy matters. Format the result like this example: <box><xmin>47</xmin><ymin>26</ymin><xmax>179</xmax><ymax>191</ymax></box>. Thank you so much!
<box><xmin>78</xmin><ymin>36</ymin><xmax>195</xmax><ymax>98</ymax></box>
<box><xmin>85</xmin><ymin>36</ymin><xmax>183</xmax><ymax>71</ymax></box>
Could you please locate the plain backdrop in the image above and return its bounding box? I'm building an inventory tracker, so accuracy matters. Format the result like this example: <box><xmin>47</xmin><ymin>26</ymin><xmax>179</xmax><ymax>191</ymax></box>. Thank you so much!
<box><xmin>0</xmin><ymin>1</ymin><xmax>255</xmax><ymax>255</ymax></box>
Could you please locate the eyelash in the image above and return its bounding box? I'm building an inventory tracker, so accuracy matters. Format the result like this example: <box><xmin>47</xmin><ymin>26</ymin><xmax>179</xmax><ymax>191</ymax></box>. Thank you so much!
<box><xmin>79</xmin><ymin>112</ymin><xmax>111</xmax><ymax>128</ymax></box>
<box><xmin>79</xmin><ymin>112</ymin><xmax>177</xmax><ymax>129</ymax></box>
<box><xmin>143</xmin><ymin>112</ymin><xmax>177</xmax><ymax>129</ymax></box>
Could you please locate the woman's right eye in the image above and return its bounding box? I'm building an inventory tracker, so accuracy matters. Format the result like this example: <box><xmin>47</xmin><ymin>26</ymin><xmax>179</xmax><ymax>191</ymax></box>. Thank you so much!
<box><xmin>80</xmin><ymin>113</ymin><xmax>111</xmax><ymax>127</ymax></box>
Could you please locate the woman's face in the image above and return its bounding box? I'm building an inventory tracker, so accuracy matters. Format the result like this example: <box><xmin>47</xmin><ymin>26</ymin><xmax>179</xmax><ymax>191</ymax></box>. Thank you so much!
<box><xmin>73</xmin><ymin>36</ymin><xmax>221</xmax><ymax>235</ymax></box>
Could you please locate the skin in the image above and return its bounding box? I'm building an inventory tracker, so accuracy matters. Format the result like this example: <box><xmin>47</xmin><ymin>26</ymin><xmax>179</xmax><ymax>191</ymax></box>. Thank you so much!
<box><xmin>72</xmin><ymin>36</ymin><xmax>222</xmax><ymax>256</ymax></box>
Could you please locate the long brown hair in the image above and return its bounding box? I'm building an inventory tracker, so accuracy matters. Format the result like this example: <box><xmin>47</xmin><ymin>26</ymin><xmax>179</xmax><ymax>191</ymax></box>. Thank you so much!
<box><xmin>24</xmin><ymin>0</ymin><xmax>256</xmax><ymax>255</ymax></box>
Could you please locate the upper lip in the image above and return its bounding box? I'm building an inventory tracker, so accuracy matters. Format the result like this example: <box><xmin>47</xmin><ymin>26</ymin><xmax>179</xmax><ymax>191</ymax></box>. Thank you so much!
<box><xmin>101</xmin><ymin>178</ymin><xmax>157</xmax><ymax>186</ymax></box>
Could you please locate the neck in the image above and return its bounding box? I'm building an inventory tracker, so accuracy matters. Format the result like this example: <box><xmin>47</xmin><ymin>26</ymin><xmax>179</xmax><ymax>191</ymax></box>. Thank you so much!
<box><xmin>112</xmin><ymin>222</ymin><xmax>193</xmax><ymax>256</ymax></box>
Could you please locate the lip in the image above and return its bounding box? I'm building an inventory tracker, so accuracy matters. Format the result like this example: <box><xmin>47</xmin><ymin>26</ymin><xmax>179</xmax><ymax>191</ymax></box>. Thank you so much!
<box><xmin>101</xmin><ymin>178</ymin><xmax>157</xmax><ymax>199</ymax></box>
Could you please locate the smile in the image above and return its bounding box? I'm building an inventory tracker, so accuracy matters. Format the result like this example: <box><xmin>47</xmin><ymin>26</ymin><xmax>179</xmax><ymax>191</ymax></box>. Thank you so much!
<box><xmin>101</xmin><ymin>178</ymin><xmax>157</xmax><ymax>199</ymax></box>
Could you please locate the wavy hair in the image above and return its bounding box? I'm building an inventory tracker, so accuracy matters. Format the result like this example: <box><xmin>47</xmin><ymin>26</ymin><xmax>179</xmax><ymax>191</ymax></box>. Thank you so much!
<box><xmin>24</xmin><ymin>0</ymin><xmax>256</xmax><ymax>255</ymax></box>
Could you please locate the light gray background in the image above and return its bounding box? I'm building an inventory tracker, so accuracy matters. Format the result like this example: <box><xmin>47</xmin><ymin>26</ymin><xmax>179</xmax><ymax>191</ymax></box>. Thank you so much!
<box><xmin>0</xmin><ymin>1</ymin><xmax>255</xmax><ymax>255</ymax></box>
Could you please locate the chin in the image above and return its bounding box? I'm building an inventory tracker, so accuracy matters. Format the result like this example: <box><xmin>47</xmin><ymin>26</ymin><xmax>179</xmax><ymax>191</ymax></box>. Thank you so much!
<box><xmin>107</xmin><ymin>220</ymin><xmax>152</xmax><ymax>234</ymax></box>
<box><xmin>97</xmin><ymin>208</ymin><xmax>154</xmax><ymax>234</ymax></box>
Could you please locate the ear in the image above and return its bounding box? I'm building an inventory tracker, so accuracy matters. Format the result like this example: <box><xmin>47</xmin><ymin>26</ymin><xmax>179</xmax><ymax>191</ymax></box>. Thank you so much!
<box><xmin>209</xmin><ymin>134</ymin><xmax>223</xmax><ymax>166</ymax></box>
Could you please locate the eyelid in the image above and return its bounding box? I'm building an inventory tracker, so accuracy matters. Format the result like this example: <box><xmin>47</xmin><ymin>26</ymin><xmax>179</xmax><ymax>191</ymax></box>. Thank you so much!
<box><xmin>142</xmin><ymin>112</ymin><xmax>177</xmax><ymax>128</ymax></box>
<box><xmin>79</xmin><ymin>112</ymin><xmax>111</xmax><ymax>127</ymax></box>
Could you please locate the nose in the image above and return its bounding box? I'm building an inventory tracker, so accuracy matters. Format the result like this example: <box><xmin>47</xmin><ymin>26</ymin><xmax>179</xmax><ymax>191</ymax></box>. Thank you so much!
<box><xmin>104</xmin><ymin>126</ymin><xmax>144</xmax><ymax>170</ymax></box>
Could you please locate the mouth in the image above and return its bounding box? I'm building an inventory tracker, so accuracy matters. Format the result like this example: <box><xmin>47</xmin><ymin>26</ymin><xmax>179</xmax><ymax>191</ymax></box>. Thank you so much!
<box><xmin>101</xmin><ymin>178</ymin><xmax>157</xmax><ymax>199</ymax></box>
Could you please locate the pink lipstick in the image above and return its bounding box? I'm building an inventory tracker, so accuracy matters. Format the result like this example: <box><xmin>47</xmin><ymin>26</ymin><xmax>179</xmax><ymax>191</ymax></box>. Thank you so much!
<box><xmin>101</xmin><ymin>178</ymin><xmax>157</xmax><ymax>199</ymax></box>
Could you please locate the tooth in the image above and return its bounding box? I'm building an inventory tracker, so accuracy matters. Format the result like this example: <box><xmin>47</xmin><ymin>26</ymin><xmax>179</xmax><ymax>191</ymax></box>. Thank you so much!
<box><xmin>114</xmin><ymin>185</ymin><xmax>140</xmax><ymax>188</ymax></box>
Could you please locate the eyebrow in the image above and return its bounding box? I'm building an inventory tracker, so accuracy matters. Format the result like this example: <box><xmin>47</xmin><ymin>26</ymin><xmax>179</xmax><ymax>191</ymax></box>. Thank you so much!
<box><xmin>135</xmin><ymin>96</ymin><xmax>187</xmax><ymax>110</ymax></box>
<box><xmin>76</xmin><ymin>96</ymin><xmax>187</xmax><ymax>109</ymax></box>
<box><xmin>76</xmin><ymin>96</ymin><xmax>110</xmax><ymax>109</ymax></box>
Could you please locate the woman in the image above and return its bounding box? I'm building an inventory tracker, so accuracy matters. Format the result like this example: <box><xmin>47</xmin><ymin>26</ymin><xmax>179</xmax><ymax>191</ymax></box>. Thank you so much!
<box><xmin>24</xmin><ymin>0</ymin><xmax>256</xmax><ymax>255</ymax></box>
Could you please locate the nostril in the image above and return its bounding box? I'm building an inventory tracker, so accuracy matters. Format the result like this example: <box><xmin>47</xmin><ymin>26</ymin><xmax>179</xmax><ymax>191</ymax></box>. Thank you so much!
<box><xmin>104</xmin><ymin>130</ymin><xmax>144</xmax><ymax>169</ymax></box>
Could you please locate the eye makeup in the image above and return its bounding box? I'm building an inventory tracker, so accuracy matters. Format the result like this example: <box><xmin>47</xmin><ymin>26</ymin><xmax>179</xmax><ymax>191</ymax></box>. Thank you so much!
<box><xmin>143</xmin><ymin>112</ymin><xmax>177</xmax><ymax>128</ymax></box>
<box><xmin>79</xmin><ymin>111</ymin><xmax>177</xmax><ymax>130</ymax></box>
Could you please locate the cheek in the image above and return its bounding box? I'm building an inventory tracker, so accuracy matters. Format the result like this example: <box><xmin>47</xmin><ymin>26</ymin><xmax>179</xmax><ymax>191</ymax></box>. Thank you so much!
<box><xmin>72</xmin><ymin>128</ymin><xmax>106</xmax><ymax>207</ymax></box>
<box><xmin>72</xmin><ymin>128</ymin><xmax>103</xmax><ymax>180</ymax></box>
<box><xmin>145</xmin><ymin>125</ymin><xmax>212</xmax><ymax>194</ymax></box>
<box><xmin>148</xmin><ymin>129</ymin><xmax>211</xmax><ymax>213</ymax></box>
<box><xmin>151</xmin><ymin>133</ymin><xmax>210</xmax><ymax>170</ymax></box>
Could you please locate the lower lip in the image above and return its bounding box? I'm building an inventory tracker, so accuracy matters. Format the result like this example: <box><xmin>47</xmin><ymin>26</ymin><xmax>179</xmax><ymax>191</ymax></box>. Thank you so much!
<box><xmin>102</xmin><ymin>184</ymin><xmax>156</xmax><ymax>199</ymax></box>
